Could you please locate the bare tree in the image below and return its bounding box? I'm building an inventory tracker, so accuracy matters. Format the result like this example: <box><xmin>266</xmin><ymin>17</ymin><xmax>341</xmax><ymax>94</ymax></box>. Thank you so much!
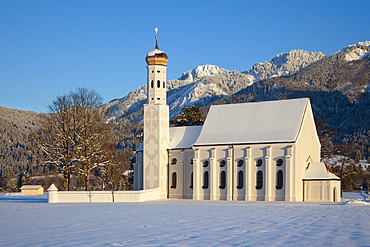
<box><xmin>33</xmin><ymin>88</ymin><xmax>116</xmax><ymax>191</ymax></box>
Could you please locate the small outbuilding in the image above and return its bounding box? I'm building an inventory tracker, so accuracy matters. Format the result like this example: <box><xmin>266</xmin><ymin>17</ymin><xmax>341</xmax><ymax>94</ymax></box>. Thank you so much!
<box><xmin>20</xmin><ymin>185</ymin><xmax>44</xmax><ymax>196</ymax></box>
<box><xmin>303</xmin><ymin>162</ymin><xmax>341</xmax><ymax>202</ymax></box>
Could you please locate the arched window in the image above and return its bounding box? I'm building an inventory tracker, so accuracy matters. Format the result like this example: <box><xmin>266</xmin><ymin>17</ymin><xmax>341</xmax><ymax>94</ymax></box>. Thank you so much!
<box><xmin>190</xmin><ymin>172</ymin><xmax>193</xmax><ymax>189</ymax></box>
<box><xmin>276</xmin><ymin>159</ymin><xmax>284</xmax><ymax>166</ymax></box>
<box><xmin>203</xmin><ymin>160</ymin><xmax>209</xmax><ymax>167</ymax></box>
<box><xmin>219</xmin><ymin>171</ymin><xmax>226</xmax><ymax>189</ymax></box>
<box><xmin>171</xmin><ymin>158</ymin><xmax>177</xmax><ymax>165</ymax></box>
<box><xmin>171</xmin><ymin>172</ymin><xmax>177</xmax><ymax>189</ymax></box>
<box><xmin>237</xmin><ymin>159</ymin><xmax>244</xmax><ymax>167</ymax></box>
<box><xmin>256</xmin><ymin>170</ymin><xmax>263</xmax><ymax>190</ymax></box>
<box><xmin>256</xmin><ymin>159</ymin><xmax>263</xmax><ymax>167</ymax></box>
<box><xmin>151</xmin><ymin>80</ymin><xmax>154</xmax><ymax>88</ymax></box>
<box><xmin>237</xmin><ymin>170</ymin><xmax>244</xmax><ymax>189</ymax></box>
<box><xmin>202</xmin><ymin>171</ymin><xmax>209</xmax><ymax>189</ymax></box>
<box><xmin>276</xmin><ymin>170</ymin><xmax>283</xmax><ymax>190</ymax></box>
<box><xmin>163</xmin><ymin>81</ymin><xmax>165</xmax><ymax>88</ymax></box>
<box><xmin>157</xmin><ymin>80</ymin><xmax>160</xmax><ymax>88</ymax></box>
<box><xmin>157</xmin><ymin>70</ymin><xmax>160</xmax><ymax>73</ymax></box>
<box><xmin>220</xmin><ymin>160</ymin><xmax>226</xmax><ymax>167</ymax></box>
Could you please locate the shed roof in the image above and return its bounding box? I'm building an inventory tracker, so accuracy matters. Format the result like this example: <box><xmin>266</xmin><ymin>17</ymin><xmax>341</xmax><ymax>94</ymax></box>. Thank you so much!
<box><xmin>20</xmin><ymin>185</ymin><xmax>43</xmax><ymax>190</ymax></box>
<box><xmin>136</xmin><ymin>125</ymin><xmax>203</xmax><ymax>152</ymax></box>
<box><xmin>169</xmin><ymin>126</ymin><xmax>202</xmax><ymax>149</ymax></box>
<box><xmin>194</xmin><ymin>98</ymin><xmax>309</xmax><ymax>146</ymax></box>
<box><xmin>303</xmin><ymin>162</ymin><xmax>341</xmax><ymax>180</ymax></box>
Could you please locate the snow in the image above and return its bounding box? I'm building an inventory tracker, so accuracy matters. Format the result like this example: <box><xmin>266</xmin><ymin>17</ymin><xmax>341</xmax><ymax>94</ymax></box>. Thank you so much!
<box><xmin>169</xmin><ymin>126</ymin><xmax>203</xmax><ymax>149</ymax></box>
<box><xmin>194</xmin><ymin>98</ymin><xmax>308</xmax><ymax>146</ymax></box>
<box><xmin>20</xmin><ymin>185</ymin><xmax>43</xmax><ymax>189</ymax></box>
<box><xmin>303</xmin><ymin>162</ymin><xmax>340</xmax><ymax>180</ymax></box>
<box><xmin>344</xmin><ymin>48</ymin><xmax>370</xmax><ymax>61</ymax></box>
<box><xmin>179</xmin><ymin>65</ymin><xmax>229</xmax><ymax>81</ymax></box>
<box><xmin>136</xmin><ymin>126</ymin><xmax>202</xmax><ymax>152</ymax></box>
<box><xmin>0</xmin><ymin>192</ymin><xmax>370</xmax><ymax>246</ymax></box>
<box><xmin>147</xmin><ymin>48</ymin><xmax>166</xmax><ymax>56</ymax></box>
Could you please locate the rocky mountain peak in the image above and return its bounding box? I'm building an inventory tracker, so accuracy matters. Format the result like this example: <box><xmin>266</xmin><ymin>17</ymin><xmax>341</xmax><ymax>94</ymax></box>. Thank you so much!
<box><xmin>245</xmin><ymin>49</ymin><xmax>325</xmax><ymax>81</ymax></box>
<box><xmin>179</xmin><ymin>65</ymin><xmax>230</xmax><ymax>81</ymax></box>
<box><xmin>341</xmin><ymin>41</ymin><xmax>370</xmax><ymax>61</ymax></box>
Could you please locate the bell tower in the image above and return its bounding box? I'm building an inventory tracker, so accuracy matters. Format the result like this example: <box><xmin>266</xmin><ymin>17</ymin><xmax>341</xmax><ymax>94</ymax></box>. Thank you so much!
<box><xmin>143</xmin><ymin>28</ymin><xmax>169</xmax><ymax>197</ymax></box>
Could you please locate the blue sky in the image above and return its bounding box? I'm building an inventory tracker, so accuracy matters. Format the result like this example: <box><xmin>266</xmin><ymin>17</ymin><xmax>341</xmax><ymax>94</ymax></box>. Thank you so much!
<box><xmin>1</xmin><ymin>0</ymin><xmax>369</xmax><ymax>113</ymax></box>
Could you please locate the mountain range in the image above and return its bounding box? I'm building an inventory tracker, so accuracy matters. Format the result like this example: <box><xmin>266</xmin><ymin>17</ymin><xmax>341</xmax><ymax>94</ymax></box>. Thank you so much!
<box><xmin>1</xmin><ymin>41</ymin><xmax>370</xmax><ymax>185</ymax></box>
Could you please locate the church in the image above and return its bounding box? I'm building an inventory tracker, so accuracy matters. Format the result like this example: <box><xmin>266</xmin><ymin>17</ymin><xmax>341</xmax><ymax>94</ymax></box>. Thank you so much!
<box><xmin>133</xmin><ymin>32</ymin><xmax>341</xmax><ymax>202</ymax></box>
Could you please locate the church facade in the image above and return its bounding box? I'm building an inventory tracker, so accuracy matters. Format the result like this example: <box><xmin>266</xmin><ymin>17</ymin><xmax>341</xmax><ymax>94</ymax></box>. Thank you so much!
<box><xmin>133</xmin><ymin>34</ymin><xmax>341</xmax><ymax>202</ymax></box>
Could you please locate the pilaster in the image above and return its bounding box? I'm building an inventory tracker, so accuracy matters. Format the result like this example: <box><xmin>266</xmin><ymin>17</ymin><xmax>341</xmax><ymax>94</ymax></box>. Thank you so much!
<box><xmin>285</xmin><ymin>145</ymin><xmax>293</xmax><ymax>201</ymax></box>
<box><xmin>245</xmin><ymin>147</ymin><xmax>252</xmax><ymax>201</ymax></box>
<box><xmin>210</xmin><ymin>148</ymin><xmax>217</xmax><ymax>200</ymax></box>
<box><xmin>193</xmin><ymin>149</ymin><xmax>202</xmax><ymax>200</ymax></box>
<box><xmin>265</xmin><ymin>146</ymin><xmax>273</xmax><ymax>201</ymax></box>
<box><xmin>226</xmin><ymin>146</ymin><xmax>233</xmax><ymax>201</ymax></box>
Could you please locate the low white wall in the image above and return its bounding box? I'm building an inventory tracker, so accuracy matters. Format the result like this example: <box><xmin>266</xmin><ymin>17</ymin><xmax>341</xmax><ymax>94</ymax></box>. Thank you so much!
<box><xmin>48</xmin><ymin>187</ymin><xmax>161</xmax><ymax>203</ymax></box>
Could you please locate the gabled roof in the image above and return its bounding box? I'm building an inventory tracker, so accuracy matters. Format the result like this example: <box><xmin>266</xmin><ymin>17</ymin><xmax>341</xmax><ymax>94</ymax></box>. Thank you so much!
<box><xmin>303</xmin><ymin>162</ymin><xmax>341</xmax><ymax>180</ymax></box>
<box><xmin>193</xmin><ymin>98</ymin><xmax>309</xmax><ymax>146</ymax></box>
<box><xmin>20</xmin><ymin>185</ymin><xmax>43</xmax><ymax>190</ymax></box>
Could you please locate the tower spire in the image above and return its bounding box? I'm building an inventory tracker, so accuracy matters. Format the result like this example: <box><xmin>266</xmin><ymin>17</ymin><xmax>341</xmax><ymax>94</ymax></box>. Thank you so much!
<box><xmin>154</xmin><ymin>27</ymin><xmax>159</xmax><ymax>49</ymax></box>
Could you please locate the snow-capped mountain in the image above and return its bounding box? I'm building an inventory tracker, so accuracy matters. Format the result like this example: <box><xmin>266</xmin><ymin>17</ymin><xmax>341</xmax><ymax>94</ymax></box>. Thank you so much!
<box><xmin>105</xmin><ymin>65</ymin><xmax>254</xmax><ymax>119</ymax></box>
<box><xmin>105</xmin><ymin>42</ymin><xmax>370</xmax><ymax>123</ymax></box>
<box><xmin>340</xmin><ymin>41</ymin><xmax>370</xmax><ymax>61</ymax></box>
<box><xmin>244</xmin><ymin>49</ymin><xmax>325</xmax><ymax>81</ymax></box>
<box><xmin>179</xmin><ymin>65</ymin><xmax>237</xmax><ymax>81</ymax></box>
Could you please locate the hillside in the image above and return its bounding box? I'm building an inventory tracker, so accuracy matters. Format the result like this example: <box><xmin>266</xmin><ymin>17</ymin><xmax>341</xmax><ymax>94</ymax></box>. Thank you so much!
<box><xmin>1</xmin><ymin>41</ymin><xmax>369</xmax><ymax>191</ymax></box>
<box><xmin>0</xmin><ymin>106</ymin><xmax>42</xmax><ymax>180</ymax></box>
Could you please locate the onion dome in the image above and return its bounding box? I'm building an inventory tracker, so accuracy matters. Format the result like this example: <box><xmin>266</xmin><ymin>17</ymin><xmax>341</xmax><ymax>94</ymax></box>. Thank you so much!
<box><xmin>146</xmin><ymin>30</ymin><xmax>168</xmax><ymax>66</ymax></box>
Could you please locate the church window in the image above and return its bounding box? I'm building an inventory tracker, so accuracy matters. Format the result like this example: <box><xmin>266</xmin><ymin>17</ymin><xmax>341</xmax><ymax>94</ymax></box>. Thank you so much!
<box><xmin>171</xmin><ymin>172</ymin><xmax>177</xmax><ymax>189</ymax></box>
<box><xmin>151</xmin><ymin>80</ymin><xmax>154</xmax><ymax>88</ymax></box>
<box><xmin>163</xmin><ymin>81</ymin><xmax>165</xmax><ymax>88</ymax></box>
<box><xmin>220</xmin><ymin>160</ymin><xmax>226</xmax><ymax>167</ymax></box>
<box><xmin>219</xmin><ymin>171</ymin><xmax>226</xmax><ymax>189</ymax></box>
<box><xmin>202</xmin><ymin>171</ymin><xmax>209</xmax><ymax>189</ymax></box>
<box><xmin>157</xmin><ymin>70</ymin><xmax>160</xmax><ymax>73</ymax></box>
<box><xmin>237</xmin><ymin>170</ymin><xmax>244</xmax><ymax>189</ymax></box>
<box><xmin>152</xmin><ymin>70</ymin><xmax>154</xmax><ymax>73</ymax></box>
<box><xmin>171</xmin><ymin>158</ymin><xmax>177</xmax><ymax>165</ymax></box>
<box><xmin>157</xmin><ymin>80</ymin><xmax>160</xmax><ymax>88</ymax></box>
<box><xmin>256</xmin><ymin>170</ymin><xmax>263</xmax><ymax>190</ymax></box>
<box><xmin>203</xmin><ymin>160</ymin><xmax>209</xmax><ymax>167</ymax></box>
<box><xmin>190</xmin><ymin>172</ymin><xmax>193</xmax><ymax>189</ymax></box>
<box><xmin>237</xmin><ymin>159</ymin><xmax>244</xmax><ymax>167</ymax></box>
<box><xmin>256</xmin><ymin>159</ymin><xmax>263</xmax><ymax>167</ymax></box>
<box><xmin>276</xmin><ymin>159</ymin><xmax>284</xmax><ymax>166</ymax></box>
<box><xmin>276</xmin><ymin>170</ymin><xmax>283</xmax><ymax>190</ymax></box>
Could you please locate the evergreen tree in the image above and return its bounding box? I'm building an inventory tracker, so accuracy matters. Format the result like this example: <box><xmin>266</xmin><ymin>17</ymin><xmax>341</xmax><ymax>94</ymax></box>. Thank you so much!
<box><xmin>170</xmin><ymin>106</ymin><xmax>205</xmax><ymax>126</ymax></box>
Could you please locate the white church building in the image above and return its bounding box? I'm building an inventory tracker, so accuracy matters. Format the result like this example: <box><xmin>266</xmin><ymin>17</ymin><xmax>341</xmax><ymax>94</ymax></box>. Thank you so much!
<box><xmin>133</xmin><ymin>33</ymin><xmax>341</xmax><ymax>202</ymax></box>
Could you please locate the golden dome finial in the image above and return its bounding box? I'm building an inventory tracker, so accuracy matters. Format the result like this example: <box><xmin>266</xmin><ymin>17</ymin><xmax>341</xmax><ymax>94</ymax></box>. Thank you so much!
<box><xmin>146</xmin><ymin>27</ymin><xmax>168</xmax><ymax>66</ymax></box>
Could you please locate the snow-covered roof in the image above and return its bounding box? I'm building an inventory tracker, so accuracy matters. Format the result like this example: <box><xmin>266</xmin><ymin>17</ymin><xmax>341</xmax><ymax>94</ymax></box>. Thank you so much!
<box><xmin>20</xmin><ymin>185</ymin><xmax>43</xmax><ymax>190</ymax></box>
<box><xmin>169</xmin><ymin>126</ymin><xmax>202</xmax><ymax>149</ymax></box>
<box><xmin>136</xmin><ymin>126</ymin><xmax>202</xmax><ymax>152</ymax></box>
<box><xmin>303</xmin><ymin>162</ymin><xmax>341</xmax><ymax>180</ymax></box>
<box><xmin>194</xmin><ymin>98</ymin><xmax>309</xmax><ymax>146</ymax></box>
<box><xmin>147</xmin><ymin>48</ymin><xmax>166</xmax><ymax>56</ymax></box>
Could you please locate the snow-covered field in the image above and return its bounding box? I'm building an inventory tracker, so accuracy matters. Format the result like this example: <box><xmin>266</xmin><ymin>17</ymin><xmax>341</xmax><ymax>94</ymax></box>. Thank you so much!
<box><xmin>1</xmin><ymin>193</ymin><xmax>369</xmax><ymax>246</ymax></box>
